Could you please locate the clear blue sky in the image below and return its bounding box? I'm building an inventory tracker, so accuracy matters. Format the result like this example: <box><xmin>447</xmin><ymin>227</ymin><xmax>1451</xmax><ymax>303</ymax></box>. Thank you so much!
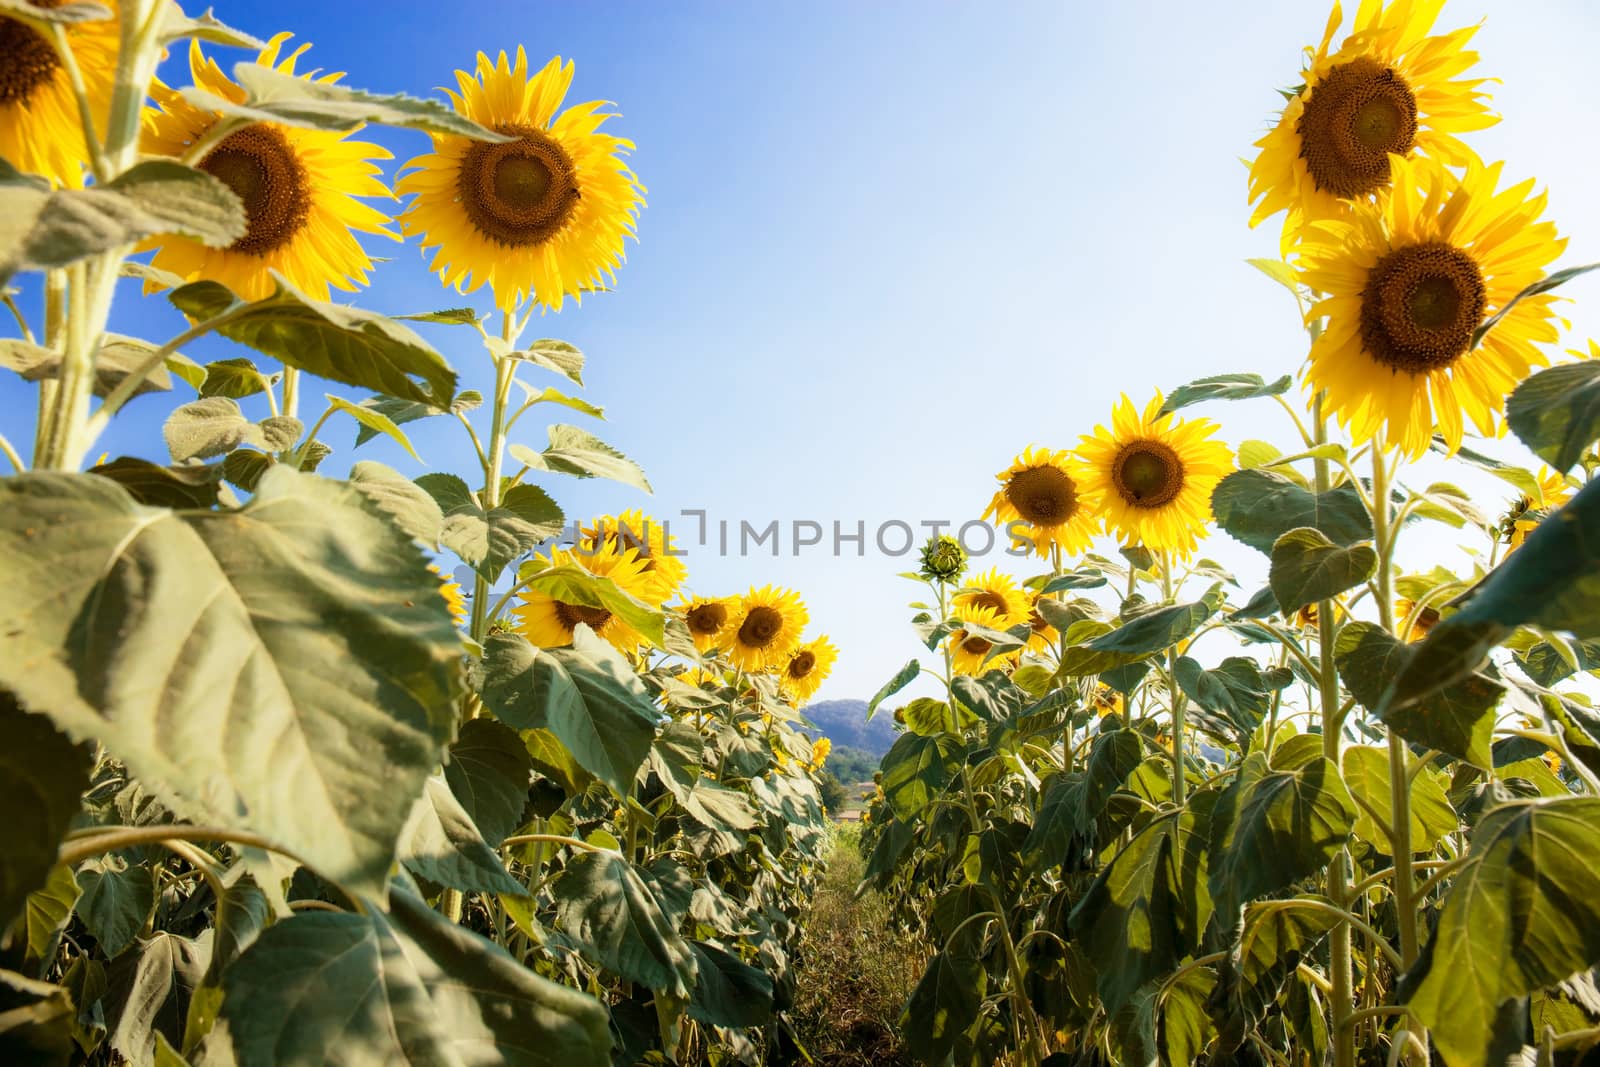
<box><xmin>4</xmin><ymin>0</ymin><xmax>1597</xmax><ymax>702</ymax></box>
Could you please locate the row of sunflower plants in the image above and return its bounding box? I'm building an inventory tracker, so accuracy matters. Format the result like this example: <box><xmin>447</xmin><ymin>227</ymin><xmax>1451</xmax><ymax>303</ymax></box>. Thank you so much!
<box><xmin>0</xmin><ymin>5</ymin><xmax>838</xmax><ymax>1066</ymax></box>
<box><xmin>861</xmin><ymin>2</ymin><xmax>1600</xmax><ymax>1064</ymax></box>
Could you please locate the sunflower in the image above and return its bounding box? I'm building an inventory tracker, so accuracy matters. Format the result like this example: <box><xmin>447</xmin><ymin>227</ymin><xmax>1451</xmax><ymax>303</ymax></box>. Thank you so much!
<box><xmin>677</xmin><ymin>595</ymin><xmax>735</xmax><ymax>654</ymax></box>
<box><xmin>1505</xmin><ymin>463</ymin><xmax>1575</xmax><ymax>551</ymax></box>
<box><xmin>719</xmin><ymin>586</ymin><xmax>808</xmax><ymax>671</ymax></box>
<box><xmin>1025</xmin><ymin>592</ymin><xmax>1060</xmax><ymax>656</ymax></box>
<box><xmin>1298</xmin><ymin>155</ymin><xmax>1565</xmax><ymax>458</ymax></box>
<box><xmin>953</xmin><ymin>568</ymin><xmax>1031</xmax><ymax>629</ymax></box>
<box><xmin>396</xmin><ymin>47</ymin><xmax>644</xmax><ymax>312</ymax></box>
<box><xmin>139</xmin><ymin>35</ymin><xmax>394</xmax><ymax>301</ymax></box>
<box><xmin>428</xmin><ymin>564</ymin><xmax>467</xmax><ymax>627</ymax></box>
<box><xmin>515</xmin><ymin>546</ymin><xmax>652</xmax><ymax>653</ymax></box>
<box><xmin>1075</xmin><ymin>394</ymin><xmax>1232</xmax><ymax>557</ymax></box>
<box><xmin>946</xmin><ymin>602</ymin><xmax>1019</xmax><ymax>677</ymax></box>
<box><xmin>982</xmin><ymin>446</ymin><xmax>1100</xmax><ymax>559</ymax></box>
<box><xmin>579</xmin><ymin>510</ymin><xmax>686</xmax><ymax>606</ymax></box>
<box><xmin>808</xmin><ymin>735</ymin><xmax>832</xmax><ymax>773</ymax></box>
<box><xmin>1395</xmin><ymin>598</ymin><xmax>1440</xmax><ymax>641</ymax></box>
<box><xmin>0</xmin><ymin>0</ymin><xmax>118</xmax><ymax>186</ymax></box>
<box><xmin>1247</xmin><ymin>0</ymin><xmax>1494</xmax><ymax>242</ymax></box>
<box><xmin>781</xmin><ymin>635</ymin><xmax>838</xmax><ymax>706</ymax></box>
<box><xmin>1092</xmin><ymin>685</ymin><xmax>1122</xmax><ymax>719</ymax></box>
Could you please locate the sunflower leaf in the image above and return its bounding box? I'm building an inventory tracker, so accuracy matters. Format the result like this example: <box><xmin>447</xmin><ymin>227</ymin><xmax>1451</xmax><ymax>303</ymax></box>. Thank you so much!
<box><xmin>0</xmin><ymin>469</ymin><xmax>464</xmax><ymax>900</ymax></box>
<box><xmin>1268</xmin><ymin>528</ymin><xmax>1377</xmax><ymax>615</ymax></box>
<box><xmin>519</xmin><ymin>562</ymin><xmax>666</xmax><ymax>648</ymax></box>
<box><xmin>1211</xmin><ymin>469</ymin><xmax>1372</xmax><ymax>554</ymax></box>
<box><xmin>197</xmin><ymin>357</ymin><xmax>275</xmax><ymax>400</ymax></box>
<box><xmin>514</xmin><ymin>383</ymin><xmax>605</xmax><ymax>420</ymax></box>
<box><xmin>392</xmin><ymin>308</ymin><xmax>485</xmax><ymax>326</ymax></box>
<box><xmin>347</xmin><ymin>461</ymin><xmax>443</xmax><ymax>546</ymax></box>
<box><xmin>1</xmin><ymin>335</ymin><xmax>174</xmax><ymax>399</ymax></box>
<box><xmin>0</xmin><ymin>0</ymin><xmax>109</xmax><ymax>22</ymax></box>
<box><xmin>399</xmin><ymin>774</ymin><xmax>526</xmax><ymax>896</ymax></box>
<box><xmin>507</xmin><ymin>339</ymin><xmax>585</xmax><ymax>385</ymax></box>
<box><xmin>170</xmin><ymin>274</ymin><xmax>457</xmax><ymax>407</ymax></box>
<box><xmin>416</xmin><ymin>476</ymin><xmax>563</xmax><ymax>583</ymax></box>
<box><xmin>0</xmin><ymin>160</ymin><xmax>243</xmax><ymax>282</ymax></box>
<box><xmin>866</xmin><ymin>659</ymin><xmax>920</xmax><ymax>720</ymax></box>
<box><xmin>158</xmin><ymin>5</ymin><xmax>266</xmax><ymax>48</ymax></box>
<box><xmin>1506</xmin><ymin>360</ymin><xmax>1600</xmax><ymax>474</ymax></box>
<box><xmin>1159</xmin><ymin>373</ymin><xmax>1293</xmax><ymax>416</ymax></box>
<box><xmin>88</xmin><ymin>457</ymin><xmax>225</xmax><ymax>509</ymax></box>
<box><xmin>352</xmin><ymin>391</ymin><xmax>481</xmax><ymax>447</ymax></box>
<box><xmin>0</xmin><ymin>693</ymin><xmax>91</xmax><ymax>937</ymax></box>
<box><xmin>509</xmin><ymin>425</ymin><xmax>651</xmax><ymax>493</ymax></box>
<box><xmin>323</xmin><ymin>394</ymin><xmax>420</xmax><ymax>461</ymax></box>
<box><xmin>1472</xmin><ymin>262</ymin><xmax>1600</xmax><ymax>350</ymax></box>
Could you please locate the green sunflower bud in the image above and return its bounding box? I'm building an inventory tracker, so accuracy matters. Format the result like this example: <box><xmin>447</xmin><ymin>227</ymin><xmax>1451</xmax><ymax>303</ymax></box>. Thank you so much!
<box><xmin>918</xmin><ymin>534</ymin><xmax>967</xmax><ymax>583</ymax></box>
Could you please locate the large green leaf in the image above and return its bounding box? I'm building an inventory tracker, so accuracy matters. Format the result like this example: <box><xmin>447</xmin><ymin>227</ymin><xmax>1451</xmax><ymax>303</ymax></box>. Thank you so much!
<box><xmin>1207</xmin><ymin>746</ymin><xmax>1355</xmax><ymax>917</ymax></box>
<box><xmin>443</xmin><ymin>719</ymin><xmax>533</xmax><ymax>848</ymax></box>
<box><xmin>417</xmin><ymin>475</ymin><xmax>563</xmax><ymax>583</ymax></box>
<box><xmin>478</xmin><ymin>630</ymin><xmax>661</xmax><ymax>796</ymax></box>
<box><xmin>88</xmin><ymin>457</ymin><xmax>223</xmax><ymax>509</ymax></box>
<box><xmin>520</xmin><ymin>563</ymin><xmax>665</xmax><ymax>648</ymax></box>
<box><xmin>1336</xmin><ymin>621</ymin><xmax>1498</xmax><ymax>768</ymax></box>
<box><xmin>1</xmin><ymin>334</ymin><xmax>173</xmax><ymax>398</ymax></box>
<box><xmin>76</xmin><ymin>856</ymin><xmax>155</xmax><ymax>958</ymax></box>
<box><xmin>400</xmin><ymin>775</ymin><xmax>526</xmax><ymax>897</ymax></box>
<box><xmin>170</xmin><ymin>276</ymin><xmax>457</xmax><ymax>407</ymax></box>
<box><xmin>188</xmin><ymin>61</ymin><xmax>514</xmax><ymax>141</ymax></box>
<box><xmin>1505</xmin><ymin>361</ymin><xmax>1600</xmax><ymax>473</ymax></box>
<box><xmin>879</xmin><ymin>731</ymin><xmax>963</xmax><ymax>821</ymax></box>
<box><xmin>0</xmin><ymin>693</ymin><xmax>89</xmax><ymax>935</ymax></box>
<box><xmin>686</xmin><ymin>941</ymin><xmax>772</xmax><ymax>1029</ymax></box>
<box><xmin>1174</xmin><ymin>656</ymin><xmax>1284</xmax><ymax>743</ymax></box>
<box><xmin>1059</xmin><ymin>597</ymin><xmax>1217</xmax><ymax>676</ymax></box>
<box><xmin>352</xmin><ymin>390</ymin><xmax>482</xmax><ymax>447</ymax></box>
<box><xmin>1210</xmin><ymin>470</ymin><xmax>1372</xmax><ymax>555</ymax></box>
<box><xmin>651</xmin><ymin>723</ymin><xmax>758</xmax><ymax>832</ymax></box>
<box><xmin>901</xmin><ymin>945</ymin><xmax>986</xmax><ymax>1066</ymax></box>
<box><xmin>198</xmin><ymin>357</ymin><xmax>276</xmax><ymax>400</ymax></box>
<box><xmin>1341</xmin><ymin>745</ymin><xmax>1457</xmax><ymax>855</ymax></box>
<box><xmin>1385</xmin><ymin>477</ymin><xmax>1600</xmax><ymax>711</ymax></box>
<box><xmin>162</xmin><ymin>397</ymin><xmax>289</xmax><ymax>462</ymax></box>
<box><xmin>551</xmin><ymin>850</ymin><xmax>697</xmax><ymax>997</ymax></box>
<box><xmin>0</xmin><ymin>159</ymin><xmax>242</xmax><ymax>280</ymax></box>
<box><xmin>103</xmin><ymin>931</ymin><xmax>210</xmax><ymax>1066</ymax></box>
<box><xmin>509</xmin><ymin>425</ymin><xmax>650</xmax><ymax>494</ymax></box>
<box><xmin>1068</xmin><ymin>800</ymin><xmax>1213</xmax><ymax>1014</ymax></box>
<box><xmin>322</xmin><ymin>394</ymin><xmax>419</xmax><ymax>461</ymax></box>
<box><xmin>0</xmin><ymin>469</ymin><xmax>462</xmax><ymax>899</ymax></box>
<box><xmin>221</xmin><ymin>885</ymin><xmax>611</xmax><ymax>1067</ymax></box>
<box><xmin>1403</xmin><ymin>797</ymin><xmax>1600</xmax><ymax>1067</ymax></box>
<box><xmin>19</xmin><ymin>865</ymin><xmax>79</xmax><ymax>964</ymax></box>
<box><xmin>347</xmin><ymin>461</ymin><xmax>444</xmax><ymax>546</ymax></box>
<box><xmin>1159</xmin><ymin>372</ymin><xmax>1291</xmax><ymax>416</ymax></box>
<box><xmin>1230</xmin><ymin>897</ymin><xmax>1340</xmax><ymax>1019</ymax></box>
<box><xmin>1268</xmin><ymin>528</ymin><xmax>1376</xmax><ymax>614</ymax></box>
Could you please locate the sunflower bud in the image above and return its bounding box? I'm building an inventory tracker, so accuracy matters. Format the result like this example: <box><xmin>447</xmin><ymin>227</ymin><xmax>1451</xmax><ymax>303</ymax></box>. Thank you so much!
<box><xmin>919</xmin><ymin>534</ymin><xmax>967</xmax><ymax>583</ymax></box>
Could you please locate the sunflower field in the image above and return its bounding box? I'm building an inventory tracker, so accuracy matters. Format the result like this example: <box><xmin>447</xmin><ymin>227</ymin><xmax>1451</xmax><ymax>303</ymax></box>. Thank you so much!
<box><xmin>4</xmin><ymin>0</ymin><xmax>1600</xmax><ymax>1066</ymax></box>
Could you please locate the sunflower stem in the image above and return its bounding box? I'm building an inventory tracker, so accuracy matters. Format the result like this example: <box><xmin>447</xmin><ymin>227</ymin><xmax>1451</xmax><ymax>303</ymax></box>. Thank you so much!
<box><xmin>1160</xmin><ymin>550</ymin><xmax>1187</xmax><ymax>807</ymax></box>
<box><xmin>281</xmin><ymin>368</ymin><xmax>300</xmax><ymax>419</ymax></box>
<box><xmin>1312</xmin><ymin>391</ymin><xmax>1356</xmax><ymax>1067</ymax></box>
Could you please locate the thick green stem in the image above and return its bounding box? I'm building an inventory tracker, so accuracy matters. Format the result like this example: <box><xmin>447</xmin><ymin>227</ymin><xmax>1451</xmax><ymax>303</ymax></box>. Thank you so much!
<box><xmin>1161</xmin><ymin>552</ymin><xmax>1187</xmax><ymax>807</ymax></box>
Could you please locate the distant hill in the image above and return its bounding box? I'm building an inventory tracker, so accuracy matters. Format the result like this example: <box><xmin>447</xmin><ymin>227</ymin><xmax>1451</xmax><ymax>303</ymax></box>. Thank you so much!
<box><xmin>800</xmin><ymin>699</ymin><xmax>899</xmax><ymax>758</ymax></box>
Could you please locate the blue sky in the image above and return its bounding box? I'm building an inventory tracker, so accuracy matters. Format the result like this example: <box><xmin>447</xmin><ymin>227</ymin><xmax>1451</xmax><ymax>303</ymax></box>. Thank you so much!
<box><xmin>4</xmin><ymin>0</ymin><xmax>1598</xmax><ymax>703</ymax></box>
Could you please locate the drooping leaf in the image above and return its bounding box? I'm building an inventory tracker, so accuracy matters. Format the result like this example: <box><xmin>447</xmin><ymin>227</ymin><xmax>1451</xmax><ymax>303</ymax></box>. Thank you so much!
<box><xmin>0</xmin><ymin>159</ymin><xmax>243</xmax><ymax>280</ymax></box>
<box><xmin>1230</xmin><ymin>897</ymin><xmax>1340</xmax><ymax>1019</ymax></box>
<box><xmin>1174</xmin><ymin>656</ymin><xmax>1280</xmax><ymax>742</ymax></box>
<box><xmin>520</xmin><ymin>562</ymin><xmax>665</xmax><ymax>648</ymax></box>
<box><xmin>158</xmin><ymin>5</ymin><xmax>266</xmax><ymax>48</ymax></box>
<box><xmin>0</xmin><ymin>334</ymin><xmax>174</xmax><ymax>398</ymax></box>
<box><xmin>900</xmin><ymin>696</ymin><xmax>975</xmax><ymax>737</ymax></box>
<box><xmin>351</xmin><ymin>390</ymin><xmax>482</xmax><ymax>447</ymax></box>
<box><xmin>866</xmin><ymin>659</ymin><xmax>919</xmax><ymax>721</ymax></box>
<box><xmin>1059</xmin><ymin>597</ymin><xmax>1217</xmax><ymax>676</ymax></box>
<box><xmin>1159</xmin><ymin>373</ymin><xmax>1292</xmax><ymax>416</ymax></box>
<box><xmin>508</xmin><ymin>339</ymin><xmax>585</xmax><ymax>386</ymax></box>
<box><xmin>417</xmin><ymin>475</ymin><xmax>562</xmax><ymax>583</ymax></box>
<box><xmin>0</xmin><ymin>692</ymin><xmax>90</xmax><ymax>935</ymax></box>
<box><xmin>509</xmin><ymin>424</ymin><xmax>650</xmax><ymax>493</ymax></box>
<box><xmin>0</xmin><ymin>469</ymin><xmax>463</xmax><ymax>899</ymax></box>
<box><xmin>400</xmin><ymin>775</ymin><xmax>526</xmax><ymax>897</ymax></box>
<box><xmin>1403</xmin><ymin>798</ymin><xmax>1600</xmax><ymax>1067</ymax></box>
<box><xmin>1472</xmin><ymin>262</ymin><xmax>1600</xmax><ymax>349</ymax></box>
<box><xmin>392</xmin><ymin>308</ymin><xmax>483</xmax><ymax>326</ymax></box>
<box><xmin>186</xmin><ymin>62</ymin><xmax>515</xmax><ymax>142</ymax></box>
<box><xmin>514</xmin><ymin>384</ymin><xmax>604</xmax><ymax>420</ymax></box>
<box><xmin>76</xmin><ymin>856</ymin><xmax>155</xmax><ymax>958</ymax></box>
<box><xmin>478</xmin><ymin>630</ymin><xmax>660</xmax><ymax>797</ymax></box>
<box><xmin>1211</xmin><ymin>470</ymin><xmax>1372</xmax><ymax>555</ymax></box>
<box><xmin>1505</xmin><ymin>361</ymin><xmax>1600</xmax><ymax>473</ymax></box>
<box><xmin>322</xmin><ymin>394</ymin><xmax>419</xmax><ymax>460</ymax></box>
<box><xmin>346</xmin><ymin>461</ymin><xmax>443</xmax><ymax>546</ymax></box>
<box><xmin>20</xmin><ymin>865</ymin><xmax>79</xmax><ymax>964</ymax></box>
<box><xmin>1337</xmin><ymin>621</ymin><xmax>1498</xmax><ymax>768</ymax></box>
<box><xmin>103</xmin><ymin>931</ymin><xmax>209</xmax><ymax>1067</ymax></box>
<box><xmin>686</xmin><ymin>941</ymin><xmax>773</xmax><ymax>1029</ymax></box>
<box><xmin>901</xmin><ymin>945</ymin><xmax>986</xmax><ymax>1067</ymax></box>
<box><xmin>650</xmin><ymin>724</ymin><xmax>758</xmax><ymax>832</ymax></box>
<box><xmin>443</xmin><ymin>718</ymin><xmax>532</xmax><ymax>848</ymax></box>
<box><xmin>879</xmin><ymin>731</ymin><xmax>964</xmax><ymax>821</ymax></box>
<box><xmin>1207</xmin><ymin>745</ymin><xmax>1355</xmax><ymax>918</ymax></box>
<box><xmin>169</xmin><ymin>275</ymin><xmax>456</xmax><ymax>407</ymax></box>
<box><xmin>221</xmin><ymin>885</ymin><xmax>612</xmax><ymax>1067</ymax></box>
<box><xmin>1071</xmin><ymin>729</ymin><xmax>1143</xmax><ymax>835</ymax></box>
<box><xmin>551</xmin><ymin>850</ymin><xmax>697</xmax><ymax>998</ymax></box>
<box><xmin>1385</xmin><ymin>476</ymin><xmax>1600</xmax><ymax>712</ymax></box>
<box><xmin>1268</xmin><ymin>527</ymin><xmax>1377</xmax><ymax>614</ymax></box>
<box><xmin>1069</xmin><ymin>799</ymin><xmax>1213</xmax><ymax>1014</ymax></box>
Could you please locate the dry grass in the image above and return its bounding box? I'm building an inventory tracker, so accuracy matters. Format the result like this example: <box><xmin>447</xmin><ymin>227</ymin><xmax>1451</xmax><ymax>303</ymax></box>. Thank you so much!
<box><xmin>788</xmin><ymin>824</ymin><xmax>924</xmax><ymax>1066</ymax></box>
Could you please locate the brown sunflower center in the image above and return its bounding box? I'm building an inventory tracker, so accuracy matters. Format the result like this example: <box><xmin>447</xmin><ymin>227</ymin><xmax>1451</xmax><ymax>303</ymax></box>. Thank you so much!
<box><xmin>970</xmin><ymin>591</ymin><xmax>1009</xmax><ymax>615</ymax></box>
<box><xmin>1112</xmin><ymin>440</ymin><xmax>1184</xmax><ymax>508</ymax></box>
<box><xmin>788</xmin><ymin>651</ymin><xmax>817</xmax><ymax>679</ymax></box>
<box><xmin>0</xmin><ymin>3</ymin><xmax>64</xmax><ymax>107</ymax></box>
<box><xmin>554</xmin><ymin>600</ymin><xmax>612</xmax><ymax>631</ymax></box>
<box><xmin>960</xmin><ymin>633</ymin><xmax>993</xmax><ymax>657</ymax></box>
<box><xmin>458</xmin><ymin>123</ymin><xmax>580</xmax><ymax>247</ymax></box>
<box><xmin>1029</xmin><ymin>609</ymin><xmax>1051</xmax><ymax>634</ymax></box>
<box><xmin>738</xmin><ymin>606</ymin><xmax>784</xmax><ymax>649</ymax></box>
<box><xmin>199</xmin><ymin>125</ymin><xmax>312</xmax><ymax>256</ymax></box>
<box><xmin>1005</xmin><ymin>465</ymin><xmax>1077</xmax><ymax>525</ymax></box>
<box><xmin>1295</xmin><ymin>56</ymin><xmax>1419</xmax><ymax>199</ymax></box>
<box><xmin>1359</xmin><ymin>241</ymin><xmax>1487</xmax><ymax>374</ymax></box>
<box><xmin>686</xmin><ymin>602</ymin><xmax>727</xmax><ymax>636</ymax></box>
